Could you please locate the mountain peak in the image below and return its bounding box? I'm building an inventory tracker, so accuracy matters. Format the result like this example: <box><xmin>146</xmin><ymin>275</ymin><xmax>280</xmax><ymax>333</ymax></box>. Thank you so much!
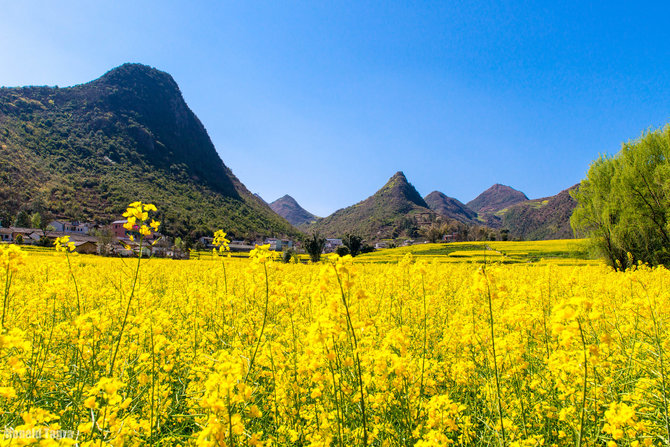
<box><xmin>424</xmin><ymin>191</ymin><xmax>478</xmax><ymax>224</ymax></box>
<box><xmin>307</xmin><ymin>172</ymin><xmax>433</xmax><ymax>239</ymax></box>
<box><xmin>379</xmin><ymin>172</ymin><xmax>427</xmax><ymax>208</ymax></box>
<box><xmin>95</xmin><ymin>63</ymin><xmax>177</xmax><ymax>88</ymax></box>
<box><xmin>270</xmin><ymin>195</ymin><xmax>317</xmax><ymax>227</ymax></box>
<box><xmin>467</xmin><ymin>184</ymin><xmax>528</xmax><ymax>213</ymax></box>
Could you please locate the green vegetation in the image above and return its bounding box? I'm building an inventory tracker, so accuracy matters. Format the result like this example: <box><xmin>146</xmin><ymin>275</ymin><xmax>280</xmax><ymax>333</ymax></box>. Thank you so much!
<box><xmin>0</xmin><ymin>63</ymin><xmax>297</xmax><ymax>241</ymax></box>
<box><xmin>342</xmin><ymin>233</ymin><xmax>362</xmax><ymax>257</ymax></box>
<box><xmin>304</xmin><ymin>232</ymin><xmax>326</xmax><ymax>262</ymax></box>
<box><xmin>500</xmin><ymin>185</ymin><xmax>578</xmax><ymax>240</ymax></box>
<box><xmin>571</xmin><ymin>124</ymin><xmax>670</xmax><ymax>270</ymax></box>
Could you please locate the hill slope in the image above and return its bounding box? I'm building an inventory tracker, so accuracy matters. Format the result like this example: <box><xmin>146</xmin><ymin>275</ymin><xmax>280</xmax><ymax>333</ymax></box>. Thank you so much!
<box><xmin>499</xmin><ymin>185</ymin><xmax>579</xmax><ymax>240</ymax></box>
<box><xmin>308</xmin><ymin>172</ymin><xmax>436</xmax><ymax>239</ymax></box>
<box><xmin>270</xmin><ymin>195</ymin><xmax>318</xmax><ymax>226</ymax></box>
<box><xmin>424</xmin><ymin>191</ymin><xmax>478</xmax><ymax>224</ymax></box>
<box><xmin>467</xmin><ymin>183</ymin><xmax>528</xmax><ymax>213</ymax></box>
<box><xmin>0</xmin><ymin>63</ymin><xmax>296</xmax><ymax>239</ymax></box>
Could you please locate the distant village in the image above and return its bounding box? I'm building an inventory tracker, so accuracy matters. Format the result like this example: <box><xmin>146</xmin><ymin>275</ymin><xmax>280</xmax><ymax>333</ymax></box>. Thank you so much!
<box><xmin>0</xmin><ymin>219</ymin><xmax>355</xmax><ymax>258</ymax></box>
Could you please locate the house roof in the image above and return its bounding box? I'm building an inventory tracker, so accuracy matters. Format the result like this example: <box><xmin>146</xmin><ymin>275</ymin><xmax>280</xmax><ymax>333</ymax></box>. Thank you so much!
<box><xmin>112</xmin><ymin>220</ymin><xmax>127</xmax><ymax>224</ymax></box>
<box><xmin>42</xmin><ymin>231</ymin><xmax>99</xmax><ymax>243</ymax></box>
<box><xmin>9</xmin><ymin>227</ymin><xmax>39</xmax><ymax>233</ymax></box>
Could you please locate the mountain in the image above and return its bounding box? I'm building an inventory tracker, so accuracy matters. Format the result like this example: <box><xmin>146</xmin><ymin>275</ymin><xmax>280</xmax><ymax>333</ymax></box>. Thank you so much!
<box><xmin>467</xmin><ymin>184</ymin><xmax>529</xmax><ymax>213</ymax></box>
<box><xmin>499</xmin><ymin>185</ymin><xmax>579</xmax><ymax>240</ymax></box>
<box><xmin>308</xmin><ymin>171</ymin><xmax>436</xmax><ymax>239</ymax></box>
<box><xmin>424</xmin><ymin>191</ymin><xmax>478</xmax><ymax>224</ymax></box>
<box><xmin>270</xmin><ymin>195</ymin><xmax>318</xmax><ymax>226</ymax></box>
<box><xmin>0</xmin><ymin>63</ymin><xmax>296</xmax><ymax>239</ymax></box>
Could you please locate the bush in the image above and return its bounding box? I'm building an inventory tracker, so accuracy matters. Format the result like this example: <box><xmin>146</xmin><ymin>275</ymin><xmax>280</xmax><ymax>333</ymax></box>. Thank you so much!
<box><xmin>282</xmin><ymin>249</ymin><xmax>296</xmax><ymax>264</ymax></box>
<box><xmin>335</xmin><ymin>245</ymin><xmax>350</xmax><ymax>257</ymax></box>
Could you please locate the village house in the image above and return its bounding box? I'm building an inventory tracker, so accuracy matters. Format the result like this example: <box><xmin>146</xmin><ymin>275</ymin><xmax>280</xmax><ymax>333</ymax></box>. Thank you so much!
<box><xmin>9</xmin><ymin>227</ymin><xmax>35</xmax><ymax>242</ymax></box>
<box><xmin>198</xmin><ymin>236</ymin><xmax>215</xmax><ymax>249</ymax></box>
<box><xmin>264</xmin><ymin>238</ymin><xmax>294</xmax><ymax>251</ymax></box>
<box><xmin>49</xmin><ymin>221</ymin><xmax>94</xmax><ymax>234</ymax></box>
<box><xmin>110</xmin><ymin>219</ymin><xmax>158</xmax><ymax>241</ymax></box>
<box><xmin>111</xmin><ymin>220</ymin><xmax>129</xmax><ymax>239</ymax></box>
<box><xmin>0</xmin><ymin>228</ymin><xmax>13</xmax><ymax>242</ymax></box>
<box><xmin>324</xmin><ymin>238</ymin><xmax>343</xmax><ymax>253</ymax></box>
<box><xmin>229</xmin><ymin>240</ymin><xmax>254</xmax><ymax>252</ymax></box>
<box><xmin>72</xmin><ymin>240</ymin><xmax>98</xmax><ymax>254</ymax></box>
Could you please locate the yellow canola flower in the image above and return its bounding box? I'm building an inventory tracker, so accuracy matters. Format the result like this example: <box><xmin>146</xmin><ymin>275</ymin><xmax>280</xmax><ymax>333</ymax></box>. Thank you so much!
<box><xmin>213</xmin><ymin>230</ymin><xmax>231</xmax><ymax>254</ymax></box>
<box><xmin>54</xmin><ymin>235</ymin><xmax>76</xmax><ymax>253</ymax></box>
<box><xmin>250</xmin><ymin>243</ymin><xmax>272</xmax><ymax>263</ymax></box>
<box><xmin>121</xmin><ymin>201</ymin><xmax>159</xmax><ymax>236</ymax></box>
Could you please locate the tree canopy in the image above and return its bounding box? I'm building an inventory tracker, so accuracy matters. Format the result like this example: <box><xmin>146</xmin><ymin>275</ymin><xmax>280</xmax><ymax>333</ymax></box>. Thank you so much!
<box><xmin>571</xmin><ymin>125</ymin><xmax>670</xmax><ymax>270</ymax></box>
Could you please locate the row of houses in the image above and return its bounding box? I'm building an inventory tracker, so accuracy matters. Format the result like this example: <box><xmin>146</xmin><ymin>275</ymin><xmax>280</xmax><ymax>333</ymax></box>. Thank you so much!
<box><xmin>196</xmin><ymin>237</ymin><xmax>345</xmax><ymax>254</ymax></box>
<box><xmin>0</xmin><ymin>227</ymin><xmax>99</xmax><ymax>254</ymax></box>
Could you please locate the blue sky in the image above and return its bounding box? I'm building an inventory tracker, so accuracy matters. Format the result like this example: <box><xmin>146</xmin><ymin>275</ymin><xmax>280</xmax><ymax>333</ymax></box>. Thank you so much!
<box><xmin>2</xmin><ymin>1</ymin><xmax>669</xmax><ymax>216</ymax></box>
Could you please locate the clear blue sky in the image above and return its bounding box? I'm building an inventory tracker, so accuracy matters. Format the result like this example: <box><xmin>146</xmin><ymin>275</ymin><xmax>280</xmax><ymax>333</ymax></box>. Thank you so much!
<box><xmin>2</xmin><ymin>1</ymin><xmax>669</xmax><ymax>216</ymax></box>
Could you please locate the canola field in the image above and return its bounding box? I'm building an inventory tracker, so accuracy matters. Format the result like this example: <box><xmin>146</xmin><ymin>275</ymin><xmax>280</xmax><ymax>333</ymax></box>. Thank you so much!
<box><xmin>1</xmin><ymin>239</ymin><xmax>670</xmax><ymax>446</ymax></box>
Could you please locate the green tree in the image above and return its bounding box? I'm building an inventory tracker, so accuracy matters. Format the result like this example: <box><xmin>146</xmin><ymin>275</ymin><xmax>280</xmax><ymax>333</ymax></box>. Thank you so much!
<box><xmin>422</xmin><ymin>223</ymin><xmax>446</xmax><ymax>243</ymax></box>
<box><xmin>304</xmin><ymin>232</ymin><xmax>326</xmax><ymax>263</ymax></box>
<box><xmin>571</xmin><ymin>125</ymin><xmax>670</xmax><ymax>270</ymax></box>
<box><xmin>342</xmin><ymin>233</ymin><xmax>362</xmax><ymax>257</ymax></box>
<box><xmin>14</xmin><ymin>210</ymin><xmax>31</xmax><ymax>228</ymax></box>
<box><xmin>30</xmin><ymin>212</ymin><xmax>55</xmax><ymax>245</ymax></box>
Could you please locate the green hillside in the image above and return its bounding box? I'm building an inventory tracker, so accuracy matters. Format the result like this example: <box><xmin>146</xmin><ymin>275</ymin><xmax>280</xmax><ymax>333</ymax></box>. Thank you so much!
<box><xmin>498</xmin><ymin>185</ymin><xmax>578</xmax><ymax>240</ymax></box>
<box><xmin>308</xmin><ymin>171</ymin><xmax>437</xmax><ymax>239</ymax></box>
<box><xmin>0</xmin><ymin>63</ymin><xmax>296</xmax><ymax>240</ymax></box>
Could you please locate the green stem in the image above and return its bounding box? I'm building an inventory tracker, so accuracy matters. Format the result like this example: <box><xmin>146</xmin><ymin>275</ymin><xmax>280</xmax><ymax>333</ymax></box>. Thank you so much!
<box><xmin>109</xmin><ymin>236</ymin><xmax>143</xmax><ymax>376</ymax></box>
<box><xmin>1</xmin><ymin>263</ymin><xmax>12</xmax><ymax>329</ymax></box>
<box><xmin>333</xmin><ymin>263</ymin><xmax>368</xmax><ymax>446</ymax></box>
<box><xmin>484</xmin><ymin>267</ymin><xmax>506</xmax><ymax>446</ymax></box>
<box><xmin>65</xmin><ymin>252</ymin><xmax>82</xmax><ymax>315</ymax></box>
<box><xmin>577</xmin><ymin>319</ymin><xmax>588</xmax><ymax>447</ymax></box>
<box><xmin>244</xmin><ymin>260</ymin><xmax>269</xmax><ymax>383</ymax></box>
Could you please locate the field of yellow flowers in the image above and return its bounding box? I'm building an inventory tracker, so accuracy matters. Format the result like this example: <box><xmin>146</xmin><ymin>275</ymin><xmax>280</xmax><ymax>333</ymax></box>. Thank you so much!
<box><xmin>2</xmin><ymin>222</ymin><xmax>670</xmax><ymax>445</ymax></box>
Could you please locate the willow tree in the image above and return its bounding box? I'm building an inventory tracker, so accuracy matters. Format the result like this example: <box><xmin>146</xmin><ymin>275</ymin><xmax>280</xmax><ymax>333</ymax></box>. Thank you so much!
<box><xmin>571</xmin><ymin>125</ymin><xmax>670</xmax><ymax>270</ymax></box>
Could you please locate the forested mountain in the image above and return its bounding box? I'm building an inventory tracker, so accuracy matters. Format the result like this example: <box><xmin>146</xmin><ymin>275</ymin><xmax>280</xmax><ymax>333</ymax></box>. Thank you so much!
<box><xmin>0</xmin><ymin>63</ymin><xmax>296</xmax><ymax>239</ymax></box>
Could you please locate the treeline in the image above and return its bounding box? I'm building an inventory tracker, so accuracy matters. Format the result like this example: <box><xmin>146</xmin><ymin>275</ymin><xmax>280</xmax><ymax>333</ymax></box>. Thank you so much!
<box><xmin>571</xmin><ymin>124</ymin><xmax>670</xmax><ymax>270</ymax></box>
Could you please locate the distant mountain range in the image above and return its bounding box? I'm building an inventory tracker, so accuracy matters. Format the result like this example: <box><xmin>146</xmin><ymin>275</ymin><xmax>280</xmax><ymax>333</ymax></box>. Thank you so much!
<box><xmin>0</xmin><ymin>62</ymin><xmax>578</xmax><ymax>243</ymax></box>
<box><xmin>269</xmin><ymin>195</ymin><xmax>318</xmax><ymax>226</ymax></box>
<box><xmin>280</xmin><ymin>176</ymin><xmax>577</xmax><ymax>241</ymax></box>
<box><xmin>0</xmin><ymin>63</ymin><xmax>296</xmax><ymax>239</ymax></box>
